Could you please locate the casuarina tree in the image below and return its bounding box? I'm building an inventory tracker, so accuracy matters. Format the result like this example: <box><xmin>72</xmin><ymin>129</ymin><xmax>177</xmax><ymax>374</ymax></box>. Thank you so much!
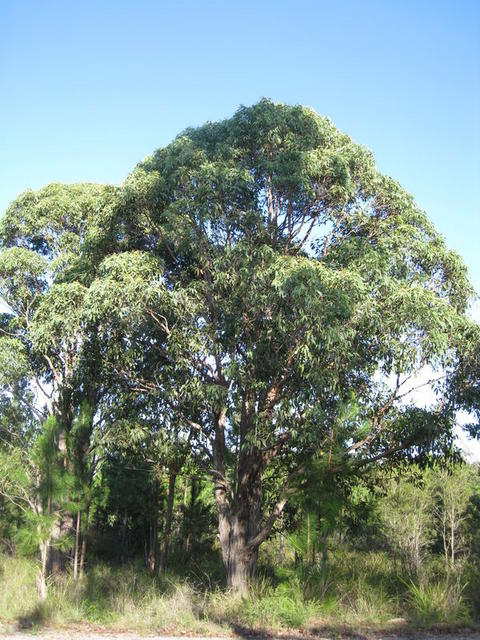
<box><xmin>0</xmin><ymin>183</ymin><xmax>118</xmax><ymax>579</ymax></box>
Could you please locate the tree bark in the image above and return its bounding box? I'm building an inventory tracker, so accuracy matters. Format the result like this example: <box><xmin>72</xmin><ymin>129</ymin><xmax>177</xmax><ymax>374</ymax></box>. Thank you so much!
<box><xmin>212</xmin><ymin>392</ymin><xmax>293</xmax><ymax>593</ymax></box>
<box><xmin>47</xmin><ymin>516</ymin><xmax>64</xmax><ymax>575</ymax></box>
<box><xmin>38</xmin><ymin>540</ymin><xmax>49</xmax><ymax>601</ymax></box>
<box><xmin>225</xmin><ymin>517</ymin><xmax>258</xmax><ymax>594</ymax></box>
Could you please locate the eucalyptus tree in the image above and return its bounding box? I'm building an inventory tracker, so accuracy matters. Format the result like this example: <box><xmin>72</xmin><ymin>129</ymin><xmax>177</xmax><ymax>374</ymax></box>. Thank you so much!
<box><xmin>0</xmin><ymin>182</ymin><xmax>118</xmax><ymax>575</ymax></box>
<box><xmin>88</xmin><ymin>99</ymin><xmax>477</xmax><ymax>591</ymax></box>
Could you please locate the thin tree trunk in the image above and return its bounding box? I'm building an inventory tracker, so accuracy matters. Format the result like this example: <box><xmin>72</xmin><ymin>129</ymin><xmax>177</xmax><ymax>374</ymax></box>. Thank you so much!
<box><xmin>451</xmin><ymin>506</ymin><xmax>455</xmax><ymax>569</ymax></box>
<box><xmin>147</xmin><ymin>481</ymin><xmax>159</xmax><ymax>573</ymax></box>
<box><xmin>38</xmin><ymin>540</ymin><xmax>49</xmax><ymax>601</ymax></box>
<box><xmin>185</xmin><ymin>477</ymin><xmax>196</xmax><ymax>554</ymax></box>
<box><xmin>36</xmin><ymin>496</ymin><xmax>50</xmax><ymax>601</ymax></box>
<box><xmin>321</xmin><ymin>531</ymin><xmax>328</xmax><ymax>579</ymax></box>
<box><xmin>160</xmin><ymin>471</ymin><xmax>176</xmax><ymax>573</ymax></box>
<box><xmin>306</xmin><ymin>512</ymin><xmax>311</xmax><ymax>564</ymax></box>
<box><xmin>443</xmin><ymin>512</ymin><xmax>448</xmax><ymax>570</ymax></box>
<box><xmin>79</xmin><ymin>498</ymin><xmax>90</xmax><ymax>580</ymax></box>
<box><xmin>73</xmin><ymin>509</ymin><xmax>81</xmax><ymax>582</ymax></box>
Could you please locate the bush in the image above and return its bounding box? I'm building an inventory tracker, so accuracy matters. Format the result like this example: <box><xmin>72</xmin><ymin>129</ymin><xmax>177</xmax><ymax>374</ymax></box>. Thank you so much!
<box><xmin>404</xmin><ymin>579</ymin><xmax>472</xmax><ymax>627</ymax></box>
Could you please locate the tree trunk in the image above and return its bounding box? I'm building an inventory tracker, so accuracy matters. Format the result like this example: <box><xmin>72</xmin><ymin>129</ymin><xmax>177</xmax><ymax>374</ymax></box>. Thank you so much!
<box><xmin>185</xmin><ymin>477</ymin><xmax>197</xmax><ymax>554</ymax></box>
<box><xmin>159</xmin><ymin>471</ymin><xmax>176</xmax><ymax>573</ymax></box>
<box><xmin>224</xmin><ymin>513</ymin><xmax>259</xmax><ymax>594</ymax></box>
<box><xmin>38</xmin><ymin>540</ymin><xmax>49</xmax><ymax>601</ymax></box>
<box><xmin>218</xmin><ymin>449</ymin><xmax>264</xmax><ymax>592</ymax></box>
<box><xmin>450</xmin><ymin>506</ymin><xmax>455</xmax><ymax>569</ymax></box>
<box><xmin>443</xmin><ymin>512</ymin><xmax>448</xmax><ymax>570</ymax></box>
<box><xmin>79</xmin><ymin>499</ymin><xmax>90</xmax><ymax>580</ymax></box>
<box><xmin>49</xmin><ymin>401</ymin><xmax>75</xmax><ymax>573</ymax></box>
<box><xmin>306</xmin><ymin>512</ymin><xmax>311</xmax><ymax>564</ymax></box>
<box><xmin>321</xmin><ymin>530</ymin><xmax>328</xmax><ymax>579</ymax></box>
<box><xmin>147</xmin><ymin>481</ymin><xmax>159</xmax><ymax>573</ymax></box>
<box><xmin>47</xmin><ymin>515</ymin><xmax>64</xmax><ymax>575</ymax></box>
<box><xmin>212</xmin><ymin>400</ymin><xmax>287</xmax><ymax>594</ymax></box>
<box><xmin>73</xmin><ymin>509</ymin><xmax>81</xmax><ymax>582</ymax></box>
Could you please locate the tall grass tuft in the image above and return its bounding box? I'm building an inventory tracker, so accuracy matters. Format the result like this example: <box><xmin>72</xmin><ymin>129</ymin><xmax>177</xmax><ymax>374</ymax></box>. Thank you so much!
<box><xmin>404</xmin><ymin>579</ymin><xmax>472</xmax><ymax>627</ymax></box>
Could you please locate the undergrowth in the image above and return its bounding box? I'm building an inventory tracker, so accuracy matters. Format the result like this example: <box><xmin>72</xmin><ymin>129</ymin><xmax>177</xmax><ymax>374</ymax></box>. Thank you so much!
<box><xmin>0</xmin><ymin>547</ymin><xmax>477</xmax><ymax>633</ymax></box>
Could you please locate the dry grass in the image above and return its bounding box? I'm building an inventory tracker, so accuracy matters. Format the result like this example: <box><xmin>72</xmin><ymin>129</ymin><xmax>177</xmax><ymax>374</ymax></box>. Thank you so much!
<box><xmin>0</xmin><ymin>550</ymin><xmax>476</xmax><ymax>634</ymax></box>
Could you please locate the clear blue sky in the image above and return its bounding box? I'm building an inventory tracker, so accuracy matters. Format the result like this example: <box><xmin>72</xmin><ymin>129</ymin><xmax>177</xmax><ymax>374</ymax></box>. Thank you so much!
<box><xmin>1</xmin><ymin>0</ymin><xmax>479</xmax><ymax>291</ymax></box>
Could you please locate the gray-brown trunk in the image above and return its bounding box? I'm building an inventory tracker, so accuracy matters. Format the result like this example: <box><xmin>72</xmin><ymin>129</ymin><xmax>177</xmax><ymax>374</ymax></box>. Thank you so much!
<box><xmin>220</xmin><ymin>511</ymin><xmax>259</xmax><ymax>594</ymax></box>
<box><xmin>218</xmin><ymin>459</ymin><xmax>262</xmax><ymax>593</ymax></box>
<box><xmin>212</xmin><ymin>401</ymin><xmax>285</xmax><ymax>594</ymax></box>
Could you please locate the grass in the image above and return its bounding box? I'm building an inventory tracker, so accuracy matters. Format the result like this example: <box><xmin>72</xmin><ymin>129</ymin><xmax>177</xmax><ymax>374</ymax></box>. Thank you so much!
<box><xmin>404</xmin><ymin>578</ymin><xmax>472</xmax><ymax>627</ymax></box>
<box><xmin>0</xmin><ymin>547</ymin><xmax>477</xmax><ymax>634</ymax></box>
<box><xmin>0</xmin><ymin>557</ymin><xmax>220</xmax><ymax>634</ymax></box>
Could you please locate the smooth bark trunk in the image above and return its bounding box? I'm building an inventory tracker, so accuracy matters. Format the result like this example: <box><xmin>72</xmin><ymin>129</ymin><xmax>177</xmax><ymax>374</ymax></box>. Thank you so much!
<box><xmin>38</xmin><ymin>540</ymin><xmax>49</xmax><ymax>601</ymax></box>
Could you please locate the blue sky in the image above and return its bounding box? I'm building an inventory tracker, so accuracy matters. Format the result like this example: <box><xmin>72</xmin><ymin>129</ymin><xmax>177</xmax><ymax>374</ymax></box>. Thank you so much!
<box><xmin>1</xmin><ymin>0</ymin><xmax>479</xmax><ymax>292</ymax></box>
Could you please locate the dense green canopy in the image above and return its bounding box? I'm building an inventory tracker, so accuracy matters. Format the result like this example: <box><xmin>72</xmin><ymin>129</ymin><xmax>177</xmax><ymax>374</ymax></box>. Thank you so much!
<box><xmin>0</xmin><ymin>100</ymin><xmax>478</xmax><ymax>592</ymax></box>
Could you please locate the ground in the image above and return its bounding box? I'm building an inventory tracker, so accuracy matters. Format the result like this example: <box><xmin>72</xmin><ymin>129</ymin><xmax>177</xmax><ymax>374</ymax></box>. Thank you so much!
<box><xmin>1</xmin><ymin>628</ymin><xmax>480</xmax><ymax>640</ymax></box>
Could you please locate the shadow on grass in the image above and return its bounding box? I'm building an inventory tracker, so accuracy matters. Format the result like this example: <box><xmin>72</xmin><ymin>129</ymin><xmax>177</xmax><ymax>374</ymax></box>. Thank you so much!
<box><xmin>229</xmin><ymin>621</ymin><xmax>385</xmax><ymax>639</ymax></box>
<box><xmin>16</xmin><ymin>602</ymin><xmax>49</xmax><ymax>630</ymax></box>
<box><xmin>308</xmin><ymin>620</ymin><xmax>480</xmax><ymax>638</ymax></box>
<box><xmin>229</xmin><ymin>617</ymin><xmax>480</xmax><ymax>639</ymax></box>
<box><xmin>230</xmin><ymin>623</ymin><xmax>326</xmax><ymax>639</ymax></box>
